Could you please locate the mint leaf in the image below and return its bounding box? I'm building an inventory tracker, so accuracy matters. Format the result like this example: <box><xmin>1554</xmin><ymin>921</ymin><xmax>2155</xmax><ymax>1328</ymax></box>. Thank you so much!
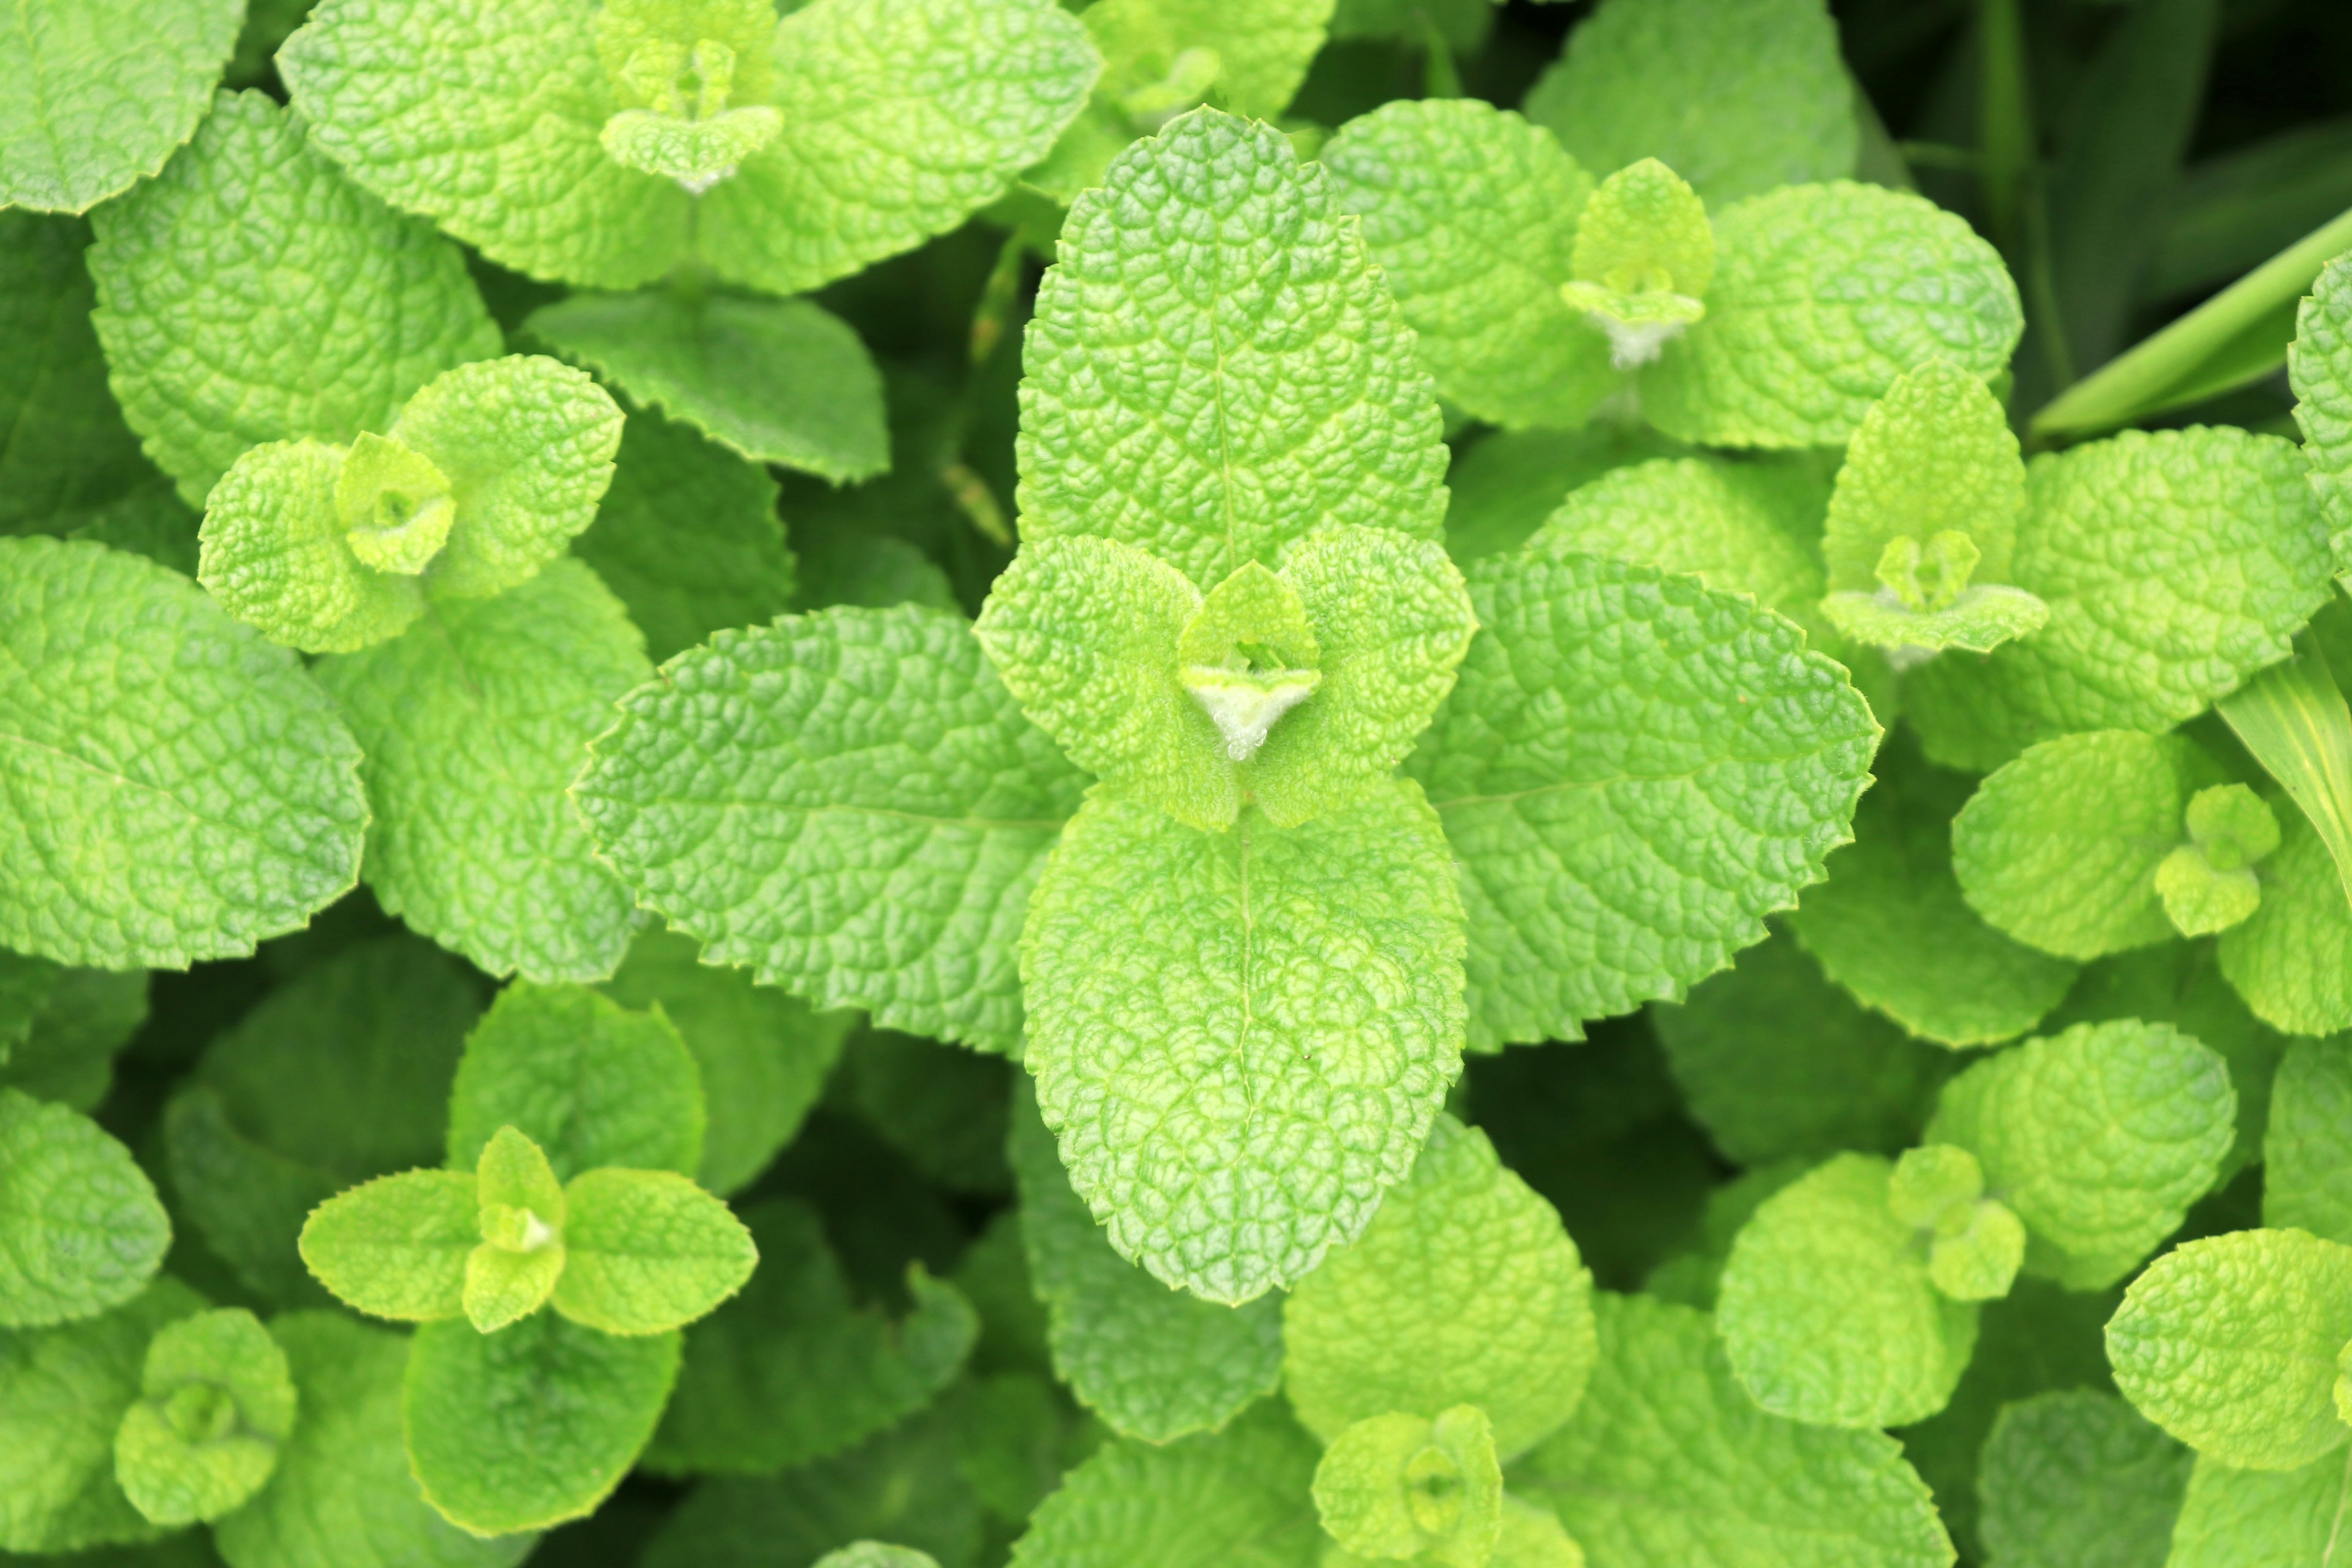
<box><xmin>1083</xmin><ymin>0</ymin><xmax>1326</xmax><ymax>121</ymax></box>
<box><xmin>2267</xmin><ymin>1038</ymin><xmax>2352</xmax><ymax>1246</ymax></box>
<box><xmin>550</xmin><ymin>1167</ymin><xmax>756</xmax><ymax>1336</ymax></box>
<box><xmin>1516</xmin><ymin>1292</ymin><xmax>1953</xmax><ymax>1568</ymax></box>
<box><xmin>1527</xmin><ymin>456</ymin><xmax>1827</xmax><ymax>622</ymax></box>
<box><xmin>296</xmin><ymin>1169</ymin><xmax>477</xmax><ymax>1323</ymax></box>
<box><xmin>166</xmin><ymin>1089</ymin><xmax>342</xmax><ymax>1311</ymax></box>
<box><xmin>2291</xmin><ymin>252</ymin><xmax>2352</xmax><ymax>564</ymax></box>
<box><xmin>465</xmin><ymin>1126</ymin><xmax>568</xmax><ymax>1334</ymax></box>
<box><xmin>0</xmin><ymin>965</ymin><xmax>146</xmax><ymax>1114</ymax></box>
<box><xmin>1644</xmin><ymin>183</ymin><xmax>2022</xmax><ymax>449</ymax></box>
<box><xmin>1442</xmin><ymin>424</ymin><xmax>1687</xmax><ymax>564</ymax></box>
<box><xmin>1522</xmin><ymin>0</ymin><xmax>1856</xmax><ymax>206</ymax></box>
<box><xmin>0</xmin><ymin>537</ymin><xmax>366</xmax><ymax>969</ymax></box>
<box><xmin>445</xmin><ymin>983</ymin><xmax>705</xmax><ymax>1182</ymax></box>
<box><xmin>1009</xmin><ymin>1088</ymin><xmax>1281</xmax><ymax>1444</ymax></box>
<box><xmin>2167</xmin><ymin>1447</ymin><xmax>2352</xmax><ymax>1568</ymax></box>
<box><xmin>1321</xmin><ymin>99</ymin><xmax>1618</xmax><ymax>430</ymax></box>
<box><xmin>1975</xmin><ymin>1390</ymin><xmax>2191</xmax><ymax>1568</ymax></box>
<box><xmin>1283</xmin><ymin>1115</ymin><xmax>1594</xmax><ymax>1461</ymax></box>
<box><xmin>199</xmin><ymin>439</ymin><xmax>434</xmax><ymax>653</ymax></box>
<box><xmin>2218</xmin><ymin>810</ymin><xmax>2352</xmax><ymax>1036</ymax></box>
<box><xmin>1023</xmin><ymin>780</ymin><xmax>1466</xmax><ymax>1305</ymax></box>
<box><xmin>528</xmin><ymin>292</ymin><xmax>886</xmax><ymax>481</ymax></box>
<box><xmin>1716</xmin><ymin>1153</ymin><xmax>1978</xmax><ymax>1428</ymax></box>
<box><xmin>0</xmin><ymin>0</ymin><xmax>241</xmax><ymax>213</ymax></box>
<box><xmin>113</xmin><ymin>1307</ymin><xmax>296</xmax><ymax>1526</ymax></box>
<box><xmin>576</xmin><ymin>604</ymin><xmax>1090</xmax><ymax>1054</ymax></box>
<box><xmin>0</xmin><ymin>1090</ymin><xmax>169</xmax><ymax>1330</ymax></box>
<box><xmin>1312</xmin><ymin>1405</ymin><xmax>1502</xmax><ymax>1567</ymax></box>
<box><xmin>815</xmin><ymin>1547</ymin><xmax>942</xmax><ymax>1568</ymax></box>
<box><xmin>315</xmin><ymin>558</ymin><xmax>651</xmax><ymax>983</ymax></box>
<box><xmin>2107</xmin><ymin>1227</ymin><xmax>2352</xmax><ymax>1471</ymax></box>
<box><xmin>88</xmin><ymin>90</ymin><xmax>500</xmax><ymax>507</ymax></box>
<box><xmin>0</xmin><ymin>213</ymin><xmax>151</xmax><ymax>529</ymax></box>
<box><xmin>1017</xmin><ymin>107</ymin><xmax>1447</xmax><ymax>589</ymax></box>
<box><xmin>1406</xmin><ymin>550</ymin><xmax>1878</xmax><ymax>1047</ymax></box>
<box><xmin>404</xmin><ymin>1312</ymin><xmax>680</xmax><ymax>1535</ymax></box>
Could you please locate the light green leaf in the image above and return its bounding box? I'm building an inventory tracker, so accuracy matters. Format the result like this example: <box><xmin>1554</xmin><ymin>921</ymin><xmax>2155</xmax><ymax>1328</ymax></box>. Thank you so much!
<box><xmin>88</xmin><ymin>90</ymin><xmax>500</xmax><ymax>507</ymax></box>
<box><xmin>2158</xmin><ymin>783</ymin><xmax>2280</xmax><ymax>937</ymax></box>
<box><xmin>2218</xmin><ymin>811</ymin><xmax>2352</xmax><ymax>1036</ymax></box>
<box><xmin>1522</xmin><ymin>0</ymin><xmax>1856</xmax><ymax>206</ymax></box>
<box><xmin>1442</xmin><ymin>425</ymin><xmax>1688</xmax><ymax>564</ymax></box>
<box><xmin>1007</xmin><ymin>1402</ymin><xmax>1322</xmax><ymax>1568</ymax></box>
<box><xmin>550</xmin><ymin>1167</ymin><xmax>756</xmax><ymax>1336</ymax></box>
<box><xmin>1017</xmin><ymin>107</ymin><xmax>1447</xmax><ymax>590</ymax></box>
<box><xmin>199</xmin><ymin>439</ymin><xmax>432</xmax><ymax>653</ymax></box>
<box><xmin>1885</xmin><ymin>1145</ymin><xmax>2024</xmax><ymax>1305</ymax></box>
<box><xmin>1975</xmin><ymin>1390</ymin><xmax>2190</xmax><ymax>1568</ymax></box>
<box><xmin>1716</xmin><ymin>1153</ymin><xmax>1978</xmax><ymax>1428</ymax></box>
<box><xmin>113</xmin><ymin>1308</ymin><xmax>296</xmax><ymax>1526</ymax></box>
<box><xmin>2165</xmin><ymin>1447</ymin><xmax>2352</xmax><ymax>1568</ymax></box>
<box><xmin>315</xmin><ymin>557</ymin><xmax>652</xmax><ymax>983</ymax></box>
<box><xmin>815</xmin><ymin>1547</ymin><xmax>943</xmax><ymax>1568</ymax></box>
<box><xmin>0</xmin><ymin>0</ymin><xmax>241</xmax><ymax>213</ymax></box>
<box><xmin>1515</xmin><ymin>1292</ymin><xmax>1954</xmax><ymax>1568</ymax></box>
<box><xmin>2107</xmin><ymin>1227</ymin><xmax>2352</xmax><ymax>1471</ymax></box>
<box><xmin>1083</xmin><ymin>0</ymin><xmax>1328</xmax><ymax>121</ymax></box>
<box><xmin>446</xmin><ymin>983</ymin><xmax>704</xmax><ymax>1182</ymax></box>
<box><xmin>571</xmin><ymin>407</ymin><xmax>794</xmax><ymax>667</ymax></box>
<box><xmin>0</xmin><ymin>213</ymin><xmax>152</xmax><ymax>529</ymax></box>
<box><xmin>1652</xmin><ymin>930</ymin><xmax>1952</xmax><ymax>1166</ymax></box>
<box><xmin>0</xmin><ymin>1090</ymin><xmax>169</xmax><ymax>1330</ymax></box>
<box><xmin>1527</xmin><ymin>456</ymin><xmax>1826</xmax><ymax>620</ymax></box>
<box><xmin>1313</xmin><ymin>1406</ymin><xmax>1501</xmax><ymax>1568</ymax></box>
<box><xmin>296</xmin><ymin>1169</ymin><xmax>476</xmax><ymax>1323</ymax></box>
<box><xmin>1645</xmin><ymin>183</ymin><xmax>2022</xmax><ymax>450</ymax></box>
<box><xmin>1009</xmin><ymin>1088</ymin><xmax>1280</xmax><ymax>1443</ymax></box>
<box><xmin>527</xmin><ymin>291</ymin><xmax>885</xmax><ymax>482</ymax></box>
<box><xmin>576</xmin><ymin>604</ymin><xmax>1091</xmax><ymax>1054</ymax></box>
<box><xmin>403</xmin><ymin>1311</ymin><xmax>680</xmax><ymax>1535</ymax></box>
<box><xmin>0</xmin><ymin>537</ymin><xmax>367</xmax><ymax>970</ymax></box>
<box><xmin>1825</xmin><ymin>360</ymin><xmax>2026</xmax><ymax>592</ymax></box>
<box><xmin>211</xmin><ymin>1311</ymin><xmax>537</xmax><ymax>1568</ymax></box>
<box><xmin>1407</xmin><ymin>550</ymin><xmax>1879</xmax><ymax>1048</ymax></box>
<box><xmin>1789</xmin><ymin>745</ymin><xmax>2079</xmax><ymax>1047</ymax></box>
<box><xmin>1023</xmin><ymin>780</ymin><xmax>1466</xmax><ymax>1305</ymax></box>
<box><xmin>2267</xmin><ymin>1038</ymin><xmax>2352</xmax><ymax>1246</ymax></box>
<box><xmin>1321</xmin><ymin>99</ymin><xmax>1617</xmax><ymax>430</ymax></box>
<box><xmin>0</xmin><ymin>1278</ymin><xmax>207</xmax><ymax>1555</ymax></box>
<box><xmin>1820</xmin><ymin>585</ymin><xmax>2051</xmax><ymax>663</ymax></box>
<box><xmin>1557</xmin><ymin>159</ymin><xmax>1713</xmax><ymax>369</ymax></box>
<box><xmin>464</xmin><ymin>1126</ymin><xmax>567</xmax><ymax>1333</ymax></box>
<box><xmin>2291</xmin><ymin>252</ymin><xmax>2352</xmax><ymax>563</ymax></box>
<box><xmin>1906</xmin><ymin>429</ymin><xmax>2334</xmax><ymax>770</ymax></box>
<box><xmin>1283</xmin><ymin>1115</ymin><xmax>1594</xmax><ymax>1461</ymax></box>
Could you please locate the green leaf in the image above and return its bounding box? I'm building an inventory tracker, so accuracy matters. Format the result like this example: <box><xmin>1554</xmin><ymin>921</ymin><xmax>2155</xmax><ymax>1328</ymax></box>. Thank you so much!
<box><xmin>1652</xmin><ymin>930</ymin><xmax>1953</xmax><ymax>1166</ymax></box>
<box><xmin>1313</xmin><ymin>1406</ymin><xmax>1502</xmax><ymax>1568</ymax></box>
<box><xmin>0</xmin><ymin>537</ymin><xmax>367</xmax><ymax>969</ymax></box>
<box><xmin>1083</xmin><ymin>0</ymin><xmax>1327</xmax><ymax>121</ymax></box>
<box><xmin>0</xmin><ymin>1090</ymin><xmax>170</xmax><ymax>1330</ymax></box>
<box><xmin>1975</xmin><ymin>1389</ymin><xmax>2191</xmax><ymax>1568</ymax></box>
<box><xmin>198</xmin><ymin>439</ymin><xmax>434</xmax><ymax>654</ymax></box>
<box><xmin>2106</xmin><ymin>1227</ymin><xmax>2352</xmax><ymax>1471</ymax></box>
<box><xmin>2165</xmin><ymin>1447</ymin><xmax>2352</xmax><ymax>1568</ymax></box>
<box><xmin>1522</xmin><ymin>0</ymin><xmax>1856</xmax><ymax>206</ymax></box>
<box><xmin>0</xmin><ymin>213</ymin><xmax>151</xmax><ymax>530</ymax></box>
<box><xmin>403</xmin><ymin>1311</ymin><xmax>680</xmax><ymax>1536</ymax></box>
<box><xmin>1283</xmin><ymin>1115</ymin><xmax>1594</xmax><ymax>1461</ymax></box>
<box><xmin>1441</xmin><ymin>425</ymin><xmax>1687</xmax><ymax>565</ymax></box>
<box><xmin>2218</xmin><ymin>632</ymin><xmax>2352</xmax><ymax>908</ymax></box>
<box><xmin>0</xmin><ymin>1278</ymin><xmax>207</xmax><ymax>1555</ymax></box>
<box><xmin>464</xmin><ymin>1126</ymin><xmax>568</xmax><ymax>1334</ymax></box>
<box><xmin>815</xmin><ymin>1547</ymin><xmax>943</xmax><ymax>1568</ymax></box>
<box><xmin>1644</xmin><ymin>183</ymin><xmax>2022</xmax><ymax>450</ymax></box>
<box><xmin>645</xmin><ymin>1198</ymin><xmax>976</xmax><ymax>1476</ymax></box>
<box><xmin>1789</xmin><ymin>744</ymin><xmax>2079</xmax><ymax>1047</ymax></box>
<box><xmin>571</xmin><ymin>408</ymin><xmax>794</xmax><ymax>668</ymax></box>
<box><xmin>1008</xmin><ymin>1088</ymin><xmax>1281</xmax><ymax>1443</ymax></box>
<box><xmin>1407</xmin><ymin>550</ymin><xmax>1879</xmax><ymax>1048</ymax></box>
<box><xmin>1952</xmin><ymin>731</ymin><xmax>2229</xmax><ymax>960</ymax></box>
<box><xmin>1017</xmin><ymin>107</ymin><xmax>1448</xmax><ymax>590</ymax></box>
<box><xmin>1023</xmin><ymin>780</ymin><xmax>1466</xmax><ymax>1305</ymax></box>
<box><xmin>445</xmin><ymin>983</ymin><xmax>706</xmax><ymax>1182</ymax></box>
<box><xmin>1006</xmin><ymin>1402</ymin><xmax>1322</xmax><ymax>1568</ymax></box>
<box><xmin>296</xmin><ymin>1169</ymin><xmax>476</xmax><ymax>1323</ymax></box>
<box><xmin>2218</xmin><ymin>810</ymin><xmax>2352</xmax><ymax>1036</ymax></box>
<box><xmin>0</xmin><ymin>965</ymin><xmax>148</xmax><ymax>1114</ymax></box>
<box><xmin>165</xmin><ymin>1090</ymin><xmax>342</xmax><ymax>1311</ymax></box>
<box><xmin>1515</xmin><ymin>1292</ymin><xmax>1953</xmax><ymax>1568</ymax></box>
<box><xmin>1716</xmin><ymin>1153</ymin><xmax>1978</xmax><ymax>1428</ymax></box>
<box><xmin>113</xmin><ymin>1308</ymin><xmax>296</xmax><ymax>1526</ymax></box>
<box><xmin>88</xmin><ymin>89</ymin><xmax>500</xmax><ymax>507</ymax></box>
<box><xmin>2292</xmin><ymin>252</ymin><xmax>2352</xmax><ymax>564</ymax></box>
<box><xmin>528</xmin><ymin>291</ymin><xmax>886</xmax><ymax>482</ymax></box>
<box><xmin>2158</xmin><ymin>783</ymin><xmax>2281</xmax><ymax>937</ymax></box>
<box><xmin>2267</xmin><ymin>1038</ymin><xmax>2352</xmax><ymax>1246</ymax></box>
<box><xmin>0</xmin><ymin>0</ymin><xmax>242</xmax><ymax>213</ymax></box>
<box><xmin>1905</xmin><ymin>429</ymin><xmax>2334</xmax><ymax>770</ymax></box>
<box><xmin>576</xmin><ymin>604</ymin><xmax>1091</xmax><ymax>1054</ymax></box>
<box><xmin>211</xmin><ymin>1311</ymin><xmax>536</xmax><ymax>1568</ymax></box>
<box><xmin>550</xmin><ymin>1167</ymin><xmax>756</xmax><ymax>1336</ymax></box>
<box><xmin>315</xmin><ymin>558</ymin><xmax>652</xmax><ymax>983</ymax></box>
<box><xmin>1321</xmin><ymin>99</ymin><xmax>1617</xmax><ymax>430</ymax></box>
<box><xmin>1526</xmin><ymin>456</ymin><xmax>1827</xmax><ymax>622</ymax></box>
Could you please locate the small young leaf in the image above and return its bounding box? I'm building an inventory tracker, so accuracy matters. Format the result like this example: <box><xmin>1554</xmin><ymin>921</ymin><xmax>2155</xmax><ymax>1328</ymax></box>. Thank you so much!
<box><xmin>464</xmin><ymin>1126</ymin><xmax>568</xmax><ymax>1334</ymax></box>
<box><xmin>552</xmin><ymin>1167</ymin><xmax>757</xmax><ymax>1336</ymax></box>
<box><xmin>296</xmin><ymin>1168</ymin><xmax>476</xmax><ymax>1323</ymax></box>
<box><xmin>1825</xmin><ymin>360</ymin><xmax>2027</xmax><ymax>594</ymax></box>
<box><xmin>199</xmin><ymin>438</ymin><xmax>430</xmax><ymax>653</ymax></box>
<box><xmin>2156</xmin><ymin>785</ymin><xmax>2278</xmax><ymax>938</ymax></box>
<box><xmin>113</xmin><ymin>1307</ymin><xmax>297</xmax><ymax>1526</ymax></box>
<box><xmin>1559</xmin><ymin>159</ymin><xmax>1714</xmax><ymax>368</ymax></box>
<box><xmin>1312</xmin><ymin>1406</ymin><xmax>1503</xmax><ymax>1568</ymax></box>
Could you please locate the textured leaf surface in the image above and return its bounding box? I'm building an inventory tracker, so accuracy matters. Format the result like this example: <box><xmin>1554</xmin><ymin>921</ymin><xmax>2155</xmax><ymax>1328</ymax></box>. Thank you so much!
<box><xmin>2267</xmin><ymin>1038</ymin><xmax>2352</xmax><ymax>1246</ymax></box>
<box><xmin>1645</xmin><ymin>183</ymin><xmax>2022</xmax><ymax>449</ymax></box>
<box><xmin>1017</xmin><ymin>108</ymin><xmax>1447</xmax><ymax>589</ymax></box>
<box><xmin>2106</xmin><ymin>1227</ymin><xmax>2352</xmax><ymax>1471</ymax></box>
<box><xmin>1522</xmin><ymin>0</ymin><xmax>1856</xmax><ymax>205</ymax></box>
<box><xmin>1084</xmin><ymin>0</ymin><xmax>1327</xmax><ymax>120</ymax></box>
<box><xmin>0</xmin><ymin>1090</ymin><xmax>168</xmax><ymax>1330</ymax></box>
<box><xmin>1406</xmin><ymin>551</ymin><xmax>1878</xmax><ymax>1047</ymax></box>
<box><xmin>198</xmin><ymin>439</ymin><xmax>431</xmax><ymax>654</ymax></box>
<box><xmin>552</xmin><ymin>1167</ymin><xmax>756</xmax><ymax>1336</ymax></box>
<box><xmin>1528</xmin><ymin>456</ymin><xmax>1826</xmax><ymax>622</ymax></box>
<box><xmin>2165</xmin><ymin>1447</ymin><xmax>2352</xmax><ymax>1568</ymax></box>
<box><xmin>1283</xmin><ymin>1115</ymin><xmax>1594</xmax><ymax>1460</ymax></box>
<box><xmin>296</xmin><ymin>1169</ymin><xmax>475</xmax><ymax>1323</ymax></box>
<box><xmin>1442</xmin><ymin>424</ymin><xmax>1687</xmax><ymax>564</ymax></box>
<box><xmin>577</xmin><ymin>604</ymin><xmax>1090</xmax><ymax>1054</ymax></box>
<box><xmin>1023</xmin><ymin>781</ymin><xmax>1466</xmax><ymax>1305</ymax></box>
<box><xmin>1716</xmin><ymin>1153</ymin><xmax>1978</xmax><ymax>1429</ymax></box>
<box><xmin>1009</xmin><ymin>1091</ymin><xmax>1280</xmax><ymax>1443</ymax></box>
<box><xmin>316</xmin><ymin>558</ymin><xmax>650</xmax><ymax>983</ymax></box>
<box><xmin>2291</xmin><ymin>254</ymin><xmax>2352</xmax><ymax>560</ymax></box>
<box><xmin>88</xmin><ymin>90</ymin><xmax>500</xmax><ymax>507</ymax></box>
<box><xmin>0</xmin><ymin>537</ymin><xmax>366</xmax><ymax>969</ymax></box>
<box><xmin>113</xmin><ymin>1307</ymin><xmax>296</xmax><ymax>1526</ymax></box>
<box><xmin>1823</xmin><ymin>358</ymin><xmax>2026</xmax><ymax>592</ymax></box>
<box><xmin>1321</xmin><ymin>99</ymin><xmax>1617</xmax><ymax>429</ymax></box>
<box><xmin>1974</xmin><ymin>1390</ymin><xmax>2190</xmax><ymax>1568</ymax></box>
<box><xmin>2218</xmin><ymin>813</ymin><xmax>2352</xmax><ymax>1036</ymax></box>
<box><xmin>0</xmin><ymin>213</ymin><xmax>151</xmax><ymax>529</ymax></box>
<box><xmin>0</xmin><ymin>0</ymin><xmax>241</xmax><ymax>213</ymax></box>
<box><xmin>1516</xmin><ymin>1292</ymin><xmax>1954</xmax><ymax>1568</ymax></box>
